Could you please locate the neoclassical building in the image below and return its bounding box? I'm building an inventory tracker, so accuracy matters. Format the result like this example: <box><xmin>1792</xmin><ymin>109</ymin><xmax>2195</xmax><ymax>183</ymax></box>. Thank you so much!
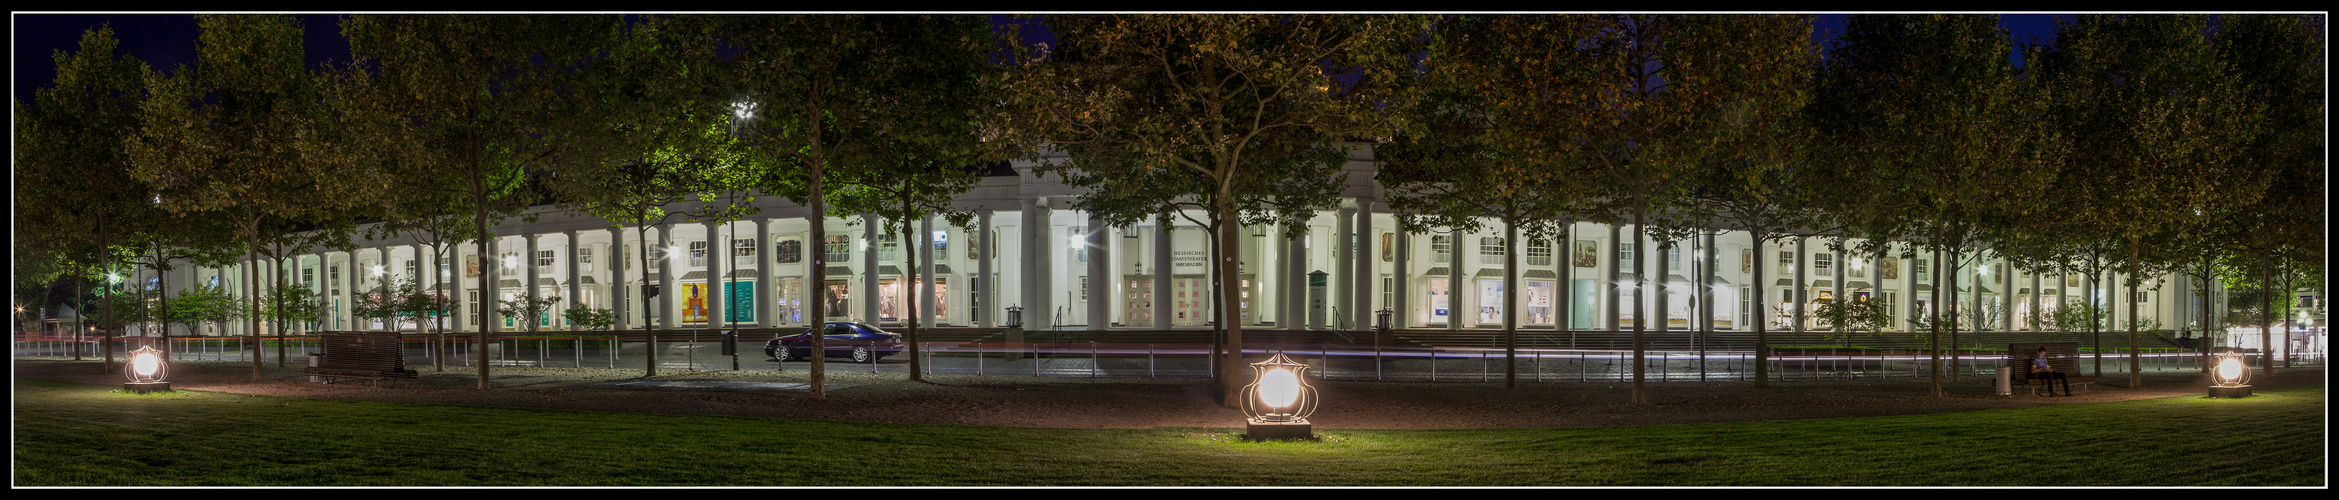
<box><xmin>126</xmin><ymin>146</ymin><xmax>2230</xmax><ymax>340</ymax></box>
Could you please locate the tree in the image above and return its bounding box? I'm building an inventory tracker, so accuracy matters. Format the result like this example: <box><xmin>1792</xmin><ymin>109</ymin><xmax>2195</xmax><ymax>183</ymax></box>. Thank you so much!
<box><xmin>664</xmin><ymin>14</ymin><xmax>1021</xmax><ymax>399</ymax></box>
<box><xmin>339</xmin><ymin>14</ymin><xmax>617</xmax><ymax>390</ymax></box>
<box><xmin>2034</xmin><ymin>15</ymin><xmax>2261</xmax><ymax>387</ymax></box>
<box><xmin>1380</xmin><ymin>15</ymin><xmax>1607</xmax><ymax>388</ymax></box>
<box><xmin>1812</xmin><ymin>14</ymin><xmax>2059</xmax><ymax>397</ymax></box>
<box><xmin>2212</xmin><ymin>14</ymin><xmax>2325</xmax><ymax>373</ymax></box>
<box><xmin>16</xmin><ymin>25</ymin><xmax>163</xmax><ymax>371</ymax></box>
<box><xmin>1001</xmin><ymin>14</ymin><xmax>1432</xmax><ymax>403</ymax></box>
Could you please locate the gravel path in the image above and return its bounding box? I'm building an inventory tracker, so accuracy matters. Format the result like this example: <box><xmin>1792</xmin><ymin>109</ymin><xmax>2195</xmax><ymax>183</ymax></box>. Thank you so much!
<box><xmin>14</xmin><ymin>357</ymin><xmax>2322</xmax><ymax>430</ymax></box>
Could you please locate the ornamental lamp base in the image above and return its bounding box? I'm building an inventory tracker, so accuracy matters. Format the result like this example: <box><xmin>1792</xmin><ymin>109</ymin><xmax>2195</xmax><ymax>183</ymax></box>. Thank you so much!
<box><xmin>124</xmin><ymin>381</ymin><xmax>172</xmax><ymax>394</ymax></box>
<box><xmin>2207</xmin><ymin>385</ymin><xmax>2252</xmax><ymax>398</ymax></box>
<box><xmin>1245</xmin><ymin>420</ymin><xmax>1314</xmax><ymax>441</ymax></box>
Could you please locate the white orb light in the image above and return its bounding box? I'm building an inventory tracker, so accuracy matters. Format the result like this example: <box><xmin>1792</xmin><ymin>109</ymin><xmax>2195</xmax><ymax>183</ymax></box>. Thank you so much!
<box><xmin>1240</xmin><ymin>352</ymin><xmax>1319</xmax><ymax>441</ymax></box>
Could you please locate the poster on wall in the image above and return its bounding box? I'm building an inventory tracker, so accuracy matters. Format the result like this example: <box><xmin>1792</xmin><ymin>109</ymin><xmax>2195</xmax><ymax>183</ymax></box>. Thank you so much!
<box><xmin>465</xmin><ymin>258</ymin><xmax>480</xmax><ymax>278</ymax></box>
<box><xmin>1478</xmin><ymin>280</ymin><xmax>1504</xmax><ymax>324</ymax></box>
<box><xmin>1879</xmin><ymin>258</ymin><xmax>1898</xmax><ymax>280</ymax></box>
<box><xmin>681</xmin><ymin>282</ymin><xmax>710</xmax><ymax>323</ymax></box>
<box><xmin>1742</xmin><ymin>249</ymin><xmax>1753</xmax><ymax>274</ymax></box>
<box><xmin>726</xmin><ymin>281</ymin><xmax>755</xmax><ymax>323</ymax></box>
<box><xmin>1573</xmin><ymin>240</ymin><xmax>1597</xmax><ymax>268</ymax></box>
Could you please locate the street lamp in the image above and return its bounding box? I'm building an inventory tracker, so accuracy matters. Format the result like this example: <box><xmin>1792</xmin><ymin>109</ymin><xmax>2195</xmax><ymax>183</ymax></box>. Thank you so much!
<box><xmin>124</xmin><ymin>345</ymin><xmax>171</xmax><ymax>393</ymax></box>
<box><xmin>2208</xmin><ymin>349</ymin><xmax>2251</xmax><ymax>398</ymax></box>
<box><xmin>1240</xmin><ymin>352</ymin><xmax>1319</xmax><ymax>441</ymax></box>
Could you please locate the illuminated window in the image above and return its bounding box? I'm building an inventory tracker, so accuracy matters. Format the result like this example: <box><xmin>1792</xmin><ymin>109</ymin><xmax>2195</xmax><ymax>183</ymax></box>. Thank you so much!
<box><xmin>1432</xmin><ymin>235</ymin><xmax>1451</xmax><ymax>263</ymax></box>
<box><xmin>1480</xmin><ymin>237</ymin><xmax>1505</xmax><ymax>265</ymax></box>
<box><xmin>689</xmin><ymin>241</ymin><xmax>708</xmax><ymax>268</ymax></box>
<box><xmin>1815</xmin><ymin>253</ymin><xmax>1833</xmax><ymax>274</ymax></box>
<box><xmin>1526</xmin><ymin>239</ymin><xmax>1552</xmax><ymax>267</ymax></box>
<box><xmin>824</xmin><ymin>235</ymin><xmax>851</xmax><ymax>263</ymax></box>
<box><xmin>775</xmin><ymin>238</ymin><xmax>802</xmax><ymax>264</ymax></box>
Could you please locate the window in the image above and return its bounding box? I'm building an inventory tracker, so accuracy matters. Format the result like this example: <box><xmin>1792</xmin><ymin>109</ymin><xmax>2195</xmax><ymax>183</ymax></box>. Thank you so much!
<box><xmin>1850</xmin><ymin>257</ymin><xmax>1867</xmax><ymax>278</ymax></box>
<box><xmin>1526</xmin><ymin>239</ymin><xmax>1552</xmax><ymax>267</ymax></box>
<box><xmin>733</xmin><ymin>238</ymin><xmax>756</xmax><ymax>260</ymax></box>
<box><xmin>1480</xmin><ymin>237</ymin><xmax>1505</xmax><ymax>265</ymax></box>
<box><xmin>1079</xmin><ymin>276</ymin><xmax>1088</xmax><ymax>302</ymax></box>
<box><xmin>1382</xmin><ymin>275</ymin><xmax>1394</xmax><ymax>317</ymax></box>
<box><xmin>1621</xmin><ymin>242</ymin><xmax>1636</xmax><ymax>266</ymax></box>
<box><xmin>537</xmin><ymin>250</ymin><xmax>555</xmax><ymax>267</ymax></box>
<box><xmin>1779</xmin><ymin>251</ymin><xmax>1793</xmax><ymax>271</ymax></box>
<box><xmin>824</xmin><ymin>235</ymin><xmax>851</xmax><ymax>263</ymax></box>
<box><xmin>1071</xmin><ymin>227</ymin><xmax>1087</xmax><ymax>263</ymax></box>
<box><xmin>879</xmin><ymin>238</ymin><xmax>898</xmax><ymax>262</ymax></box>
<box><xmin>1432</xmin><ymin>235</ymin><xmax>1451</xmax><ymax>263</ymax></box>
<box><xmin>303</xmin><ymin>267</ymin><xmax>315</xmax><ymax>287</ymax></box>
<box><xmin>2132</xmin><ymin>291</ymin><xmax>2150</xmax><ymax>303</ymax></box>
<box><xmin>1667</xmin><ymin>245</ymin><xmax>1681</xmax><ymax>271</ymax></box>
<box><xmin>439</xmin><ymin>259</ymin><xmax>451</xmax><ymax>280</ymax></box>
<box><xmin>1381</xmin><ymin>233</ymin><xmax>1394</xmax><ymax>262</ymax></box>
<box><xmin>933</xmin><ymin>230</ymin><xmax>949</xmax><ymax>260</ymax></box>
<box><xmin>500</xmin><ymin>252</ymin><xmax>518</xmax><ymax>276</ymax></box>
<box><xmin>330</xmin><ymin>265</ymin><xmax>341</xmax><ymax>293</ymax></box>
<box><xmin>775</xmin><ymin>238</ymin><xmax>802</xmax><ymax>264</ymax></box>
<box><xmin>405</xmin><ymin>259</ymin><xmax>418</xmax><ymax>278</ymax></box>
<box><xmin>689</xmin><ymin>241</ymin><xmax>708</xmax><ymax>268</ymax></box>
<box><xmin>1815</xmin><ymin>253</ymin><xmax>1833</xmax><ymax>274</ymax></box>
<box><xmin>1915</xmin><ymin>259</ymin><xmax>1929</xmax><ymax>282</ymax></box>
<box><xmin>1740</xmin><ymin>286</ymin><xmax>1752</xmax><ymax>330</ymax></box>
<box><xmin>579</xmin><ymin>247</ymin><xmax>594</xmax><ymax>273</ymax></box>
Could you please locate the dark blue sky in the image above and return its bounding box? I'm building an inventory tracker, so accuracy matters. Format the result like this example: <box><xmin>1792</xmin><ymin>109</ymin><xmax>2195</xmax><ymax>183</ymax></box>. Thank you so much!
<box><xmin>14</xmin><ymin>13</ymin><xmax>2073</xmax><ymax>105</ymax></box>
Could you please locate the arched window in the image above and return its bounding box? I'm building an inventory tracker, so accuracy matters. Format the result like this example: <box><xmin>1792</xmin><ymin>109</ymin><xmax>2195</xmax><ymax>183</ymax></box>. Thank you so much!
<box><xmin>1480</xmin><ymin>237</ymin><xmax>1505</xmax><ymax>264</ymax></box>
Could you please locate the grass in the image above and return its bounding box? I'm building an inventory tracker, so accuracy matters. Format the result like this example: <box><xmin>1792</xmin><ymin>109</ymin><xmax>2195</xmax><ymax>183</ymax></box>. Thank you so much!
<box><xmin>12</xmin><ymin>379</ymin><xmax>2323</xmax><ymax>486</ymax></box>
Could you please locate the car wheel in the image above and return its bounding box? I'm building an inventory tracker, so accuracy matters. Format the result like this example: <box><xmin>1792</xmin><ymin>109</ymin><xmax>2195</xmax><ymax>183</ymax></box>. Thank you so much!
<box><xmin>851</xmin><ymin>346</ymin><xmax>873</xmax><ymax>364</ymax></box>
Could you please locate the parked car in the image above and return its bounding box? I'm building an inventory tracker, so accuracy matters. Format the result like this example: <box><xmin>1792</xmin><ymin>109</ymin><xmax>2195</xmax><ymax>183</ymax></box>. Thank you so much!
<box><xmin>767</xmin><ymin>322</ymin><xmax>902</xmax><ymax>363</ymax></box>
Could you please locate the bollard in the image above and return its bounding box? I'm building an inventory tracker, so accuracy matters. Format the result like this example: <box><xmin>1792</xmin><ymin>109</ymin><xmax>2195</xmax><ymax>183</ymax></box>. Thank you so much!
<box><xmin>1091</xmin><ymin>342</ymin><xmax>1099</xmax><ymax>378</ymax></box>
<box><xmin>1148</xmin><ymin>345</ymin><xmax>1155</xmax><ymax>378</ymax></box>
<box><xmin>977</xmin><ymin>342</ymin><xmax>985</xmax><ymax>375</ymax></box>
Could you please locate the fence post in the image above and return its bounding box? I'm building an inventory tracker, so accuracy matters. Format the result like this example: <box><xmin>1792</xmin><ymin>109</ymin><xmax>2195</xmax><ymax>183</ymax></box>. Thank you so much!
<box><xmin>1148</xmin><ymin>345</ymin><xmax>1155</xmax><ymax>378</ymax></box>
<box><xmin>1091</xmin><ymin>342</ymin><xmax>1099</xmax><ymax>378</ymax></box>
<box><xmin>977</xmin><ymin>342</ymin><xmax>984</xmax><ymax>375</ymax></box>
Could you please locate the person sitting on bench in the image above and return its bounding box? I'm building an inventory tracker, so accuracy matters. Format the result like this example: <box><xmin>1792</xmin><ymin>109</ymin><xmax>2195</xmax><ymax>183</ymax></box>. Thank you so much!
<box><xmin>2029</xmin><ymin>347</ymin><xmax>2071</xmax><ymax>396</ymax></box>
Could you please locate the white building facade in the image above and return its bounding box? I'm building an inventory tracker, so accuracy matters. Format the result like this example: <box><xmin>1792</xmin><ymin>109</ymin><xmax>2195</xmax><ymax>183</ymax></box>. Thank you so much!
<box><xmin>123</xmin><ymin>147</ymin><xmax>2230</xmax><ymax>339</ymax></box>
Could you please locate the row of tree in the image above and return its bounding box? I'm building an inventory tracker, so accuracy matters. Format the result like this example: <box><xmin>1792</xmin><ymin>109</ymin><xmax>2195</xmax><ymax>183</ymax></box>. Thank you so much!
<box><xmin>17</xmin><ymin>14</ymin><xmax>2321</xmax><ymax>405</ymax></box>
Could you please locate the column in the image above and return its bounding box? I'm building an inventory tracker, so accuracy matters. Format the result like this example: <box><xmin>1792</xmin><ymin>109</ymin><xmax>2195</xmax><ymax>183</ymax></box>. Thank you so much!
<box><xmin>1655</xmin><ymin>237</ymin><xmax>1669</xmax><ymax>334</ymax></box>
<box><xmin>977</xmin><ymin>209</ymin><xmax>995</xmax><ymax>328</ymax></box>
<box><xmin>758</xmin><ymin>219</ymin><xmax>773</xmax><ymax>328</ymax></box>
<box><xmin>1086</xmin><ymin>214</ymin><xmax>1108</xmax><ymax>331</ymax></box>
<box><xmin>1607</xmin><ymin>224</ymin><xmax>1621</xmax><ymax>331</ymax></box>
<box><xmin>1705</xmin><ymin>231</ymin><xmax>1719</xmax><ymax>333</ymax></box>
<box><xmin>1336</xmin><ymin>206</ymin><xmax>1355</xmax><ymax>330</ymax></box>
<box><xmin>1153</xmin><ymin>214</ymin><xmax>1172</xmax><ymax>330</ymax></box>
<box><xmin>1793</xmin><ymin>236</ymin><xmax>1807</xmax><ymax>334</ymax></box>
<box><xmin>2031</xmin><ymin>265</ymin><xmax>2043</xmax><ymax>332</ymax></box>
<box><xmin>343</xmin><ymin>250</ymin><xmax>357</xmax><ymax>332</ymax></box>
<box><xmin>565</xmin><ymin>230</ymin><xmax>581</xmax><ymax>331</ymax></box>
<box><xmin>659</xmin><ymin>228</ymin><xmax>677</xmax><ymax>329</ymax></box>
<box><xmin>1448</xmin><ymin>228</ymin><xmax>1463</xmax><ymax>332</ymax></box>
<box><xmin>707</xmin><ymin>221</ymin><xmax>723</xmax><ymax>331</ymax></box>
<box><xmin>1020</xmin><ymin>200</ymin><xmax>1040</xmax><ymax>329</ymax></box>
<box><xmin>1394</xmin><ymin>224</ymin><xmax>1410</xmax><ymax>328</ymax></box>
<box><xmin>526</xmin><ymin>233</ymin><xmax>542</xmax><ymax>332</ymax></box>
<box><xmin>1833</xmin><ymin>238</ymin><xmax>1846</xmax><ymax>331</ymax></box>
<box><xmin>1287</xmin><ymin>221</ymin><xmax>1307</xmax><ymax>331</ymax></box>
<box><xmin>1030</xmin><ymin>200</ymin><xmax>1052</xmax><ymax>330</ymax></box>
<box><xmin>921</xmin><ymin>215</ymin><xmax>937</xmax><ymax>328</ymax></box>
<box><xmin>1351</xmin><ymin>207</ymin><xmax>1373</xmax><ymax>331</ymax></box>
<box><xmin>862</xmin><ymin>214</ymin><xmax>880</xmax><ymax>323</ymax></box>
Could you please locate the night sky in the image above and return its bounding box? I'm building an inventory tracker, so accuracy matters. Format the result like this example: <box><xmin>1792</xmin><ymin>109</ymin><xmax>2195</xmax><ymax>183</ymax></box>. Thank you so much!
<box><xmin>13</xmin><ymin>13</ymin><xmax>2073</xmax><ymax>106</ymax></box>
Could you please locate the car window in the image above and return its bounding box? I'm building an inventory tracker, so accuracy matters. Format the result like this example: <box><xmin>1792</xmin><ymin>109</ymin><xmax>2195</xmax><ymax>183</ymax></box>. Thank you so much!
<box><xmin>825</xmin><ymin>324</ymin><xmax>851</xmax><ymax>335</ymax></box>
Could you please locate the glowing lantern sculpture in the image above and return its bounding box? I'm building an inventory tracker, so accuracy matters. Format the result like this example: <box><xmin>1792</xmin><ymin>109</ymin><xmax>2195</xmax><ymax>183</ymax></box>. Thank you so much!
<box><xmin>123</xmin><ymin>345</ymin><xmax>172</xmax><ymax>393</ymax></box>
<box><xmin>2207</xmin><ymin>350</ymin><xmax>2251</xmax><ymax>398</ymax></box>
<box><xmin>1239</xmin><ymin>352</ymin><xmax>1319</xmax><ymax>441</ymax></box>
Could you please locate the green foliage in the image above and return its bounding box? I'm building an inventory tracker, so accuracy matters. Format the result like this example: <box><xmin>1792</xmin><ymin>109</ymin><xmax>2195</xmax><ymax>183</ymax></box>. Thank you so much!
<box><xmin>260</xmin><ymin>284</ymin><xmax>326</xmax><ymax>332</ymax></box>
<box><xmin>497</xmin><ymin>293</ymin><xmax>565</xmax><ymax>333</ymax></box>
<box><xmin>1812</xmin><ymin>298</ymin><xmax>1892</xmax><ymax>344</ymax></box>
<box><xmin>2046</xmin><ymin>303</ymin><xmax>2112</xmax><ymax>333</ymax></box>
<box><xmin>167</xmin><ymin>282</ymin><xmax>244</xmax><ymax>336</ymax></box>
<box><xmin>563</xmin><ymin>307</ymin><xmax>617</xmax><ymax>332</ymax></box>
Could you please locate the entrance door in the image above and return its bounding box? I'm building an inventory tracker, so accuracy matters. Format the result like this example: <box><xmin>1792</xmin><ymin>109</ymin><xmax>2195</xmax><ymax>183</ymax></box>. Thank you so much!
<box><xmin>1125</xmin><ymin>275</ymin><xmax>1154</xmax><ymax>325</ymax></box>
<box><xmin>1171</xmin><ymin>275</ymin><xmax>1207</xmax><ymax>326</ymax></box>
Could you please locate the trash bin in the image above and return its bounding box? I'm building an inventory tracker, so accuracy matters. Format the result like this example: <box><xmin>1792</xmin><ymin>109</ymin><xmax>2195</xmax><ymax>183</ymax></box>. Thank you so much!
<box><xmin>719</xmin><ymin>330</ymin><xmax>738</xmax><ymax>356</ymax></box>
<box><xmin>1993</xmin><ymin>368</ymin><xmax>2011</xmax><ymax>396</ymax></box>
<box><xmin>308</xmin><ymin>352</ymin><xmax>323</xmax><ymax>383</ymax></box>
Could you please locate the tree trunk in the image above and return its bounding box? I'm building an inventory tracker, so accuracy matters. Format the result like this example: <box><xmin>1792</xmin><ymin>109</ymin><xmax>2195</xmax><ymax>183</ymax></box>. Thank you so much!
<box><xmin>2127</xmin><ymin>237</ymin><xmax>2142</xmax><ymax>389</ymax></box>
<box><xmin>1752</xmin><ymin>231</ymin><xmax>1769</xmax><ymax>387</ymax></box>
<box><xmin>904</xmin><ymin>215</ymin><xmax>924</xmax><ymax>382</ymax></box>
<box><xmin>2259</xmin><ymin>252</ymin><xmax>2273</xmax><ymax>376</ymax></box>
<box><xmin>1947</xmin><ymin>246</ymin><xmax>1961</xmax><ymax>383</ymax></box>
<box><xmin>1503</xmin><ymin>219</ymin><xmax>1519</xmax><ymax>388</ymax></box>
<box><xmin>1216</xmin><ymin>192</ymin><xmax>1245</xmax><ymax>408</ymax></box>
<box><xmin>1929</xmin><ymin>243</ymin><xmax>1944</xmax><ymax>398</ymax></box>
<box><xmin>476</xmin><ymin>204</ymin><xmax>494</xmax><ymax>390</ymax></box>
<box><xmin>639</xmin><ymin>223</ymin><xmax>658</xmax><ymax>378</ymax></box>
<box><xmin>1630</xmin><ymin>202</ymin><xmax>1649</xmax><ymax>406</ymax></box>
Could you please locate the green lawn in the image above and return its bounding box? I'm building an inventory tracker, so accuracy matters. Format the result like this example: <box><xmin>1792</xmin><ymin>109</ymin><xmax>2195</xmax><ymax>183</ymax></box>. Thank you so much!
<box><xmin>12</xmin><ymin>379</ymin><xmax>2323</xmax><ymax>486</ymax></box>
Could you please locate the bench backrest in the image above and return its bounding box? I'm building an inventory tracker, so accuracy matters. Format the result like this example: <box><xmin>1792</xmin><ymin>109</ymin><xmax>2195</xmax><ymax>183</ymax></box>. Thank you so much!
<box><xmin>2007</xmin><ymin>342</ymin><xmax>2083</xmax><ymax>379</ymax></box>
<box><xmin>320</xmin><ymin>332</ymin><xmax>407</xmax><ymax>372</ymax></box>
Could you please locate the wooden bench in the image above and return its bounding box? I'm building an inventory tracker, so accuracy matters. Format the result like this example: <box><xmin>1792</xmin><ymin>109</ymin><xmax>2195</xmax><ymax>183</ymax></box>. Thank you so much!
<box><xmin>2006</xmin><ymin>342</ymin><xmax>2094</xmax><ymax>395</ymax></box>
<box><xmin>306</xmin><ymin>332</ymin><xmax>418</xmax><ymax>384</ymax></box>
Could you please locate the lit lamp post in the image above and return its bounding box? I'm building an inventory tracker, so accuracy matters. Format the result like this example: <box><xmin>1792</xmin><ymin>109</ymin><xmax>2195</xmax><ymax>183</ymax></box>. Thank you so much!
<box><xmin>2207</xmin><ymin>349</ymin><xmax>2251</xmax><ymax>398</ymax></box>
<box><xmin>1240</xmin><ymin>352</ymin><xmax>1319</xmax><ymax>441</ymax></box>
<box><xmin>124</xmin><ymin>345</ymin><xmax>171</xmax><ymax>394</ymax></box>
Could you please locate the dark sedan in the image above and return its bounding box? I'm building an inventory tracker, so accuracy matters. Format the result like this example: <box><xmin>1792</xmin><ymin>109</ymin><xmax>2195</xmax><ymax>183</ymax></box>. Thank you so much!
<box><xmin>766</xmin><ymin>322</ymin><xmax>903</xmax><ymax>363</ymax></box>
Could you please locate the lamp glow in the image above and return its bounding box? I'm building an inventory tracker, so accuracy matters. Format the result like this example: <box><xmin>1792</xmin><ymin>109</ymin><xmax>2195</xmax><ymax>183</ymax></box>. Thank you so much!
<box><xmin>123</xmin><ymin>345</ymin><xmax>171</xmax><ymax>393</ymax></box>
<box><xmin>2208</xmin><ymin>350</ymin><xmax>2252</xmax><ymax>398</ymax></box>
<box><xmin>1239</xmin><ymin>352</ymin><xmax>1319</xmax><ymax>441</ymax></box>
